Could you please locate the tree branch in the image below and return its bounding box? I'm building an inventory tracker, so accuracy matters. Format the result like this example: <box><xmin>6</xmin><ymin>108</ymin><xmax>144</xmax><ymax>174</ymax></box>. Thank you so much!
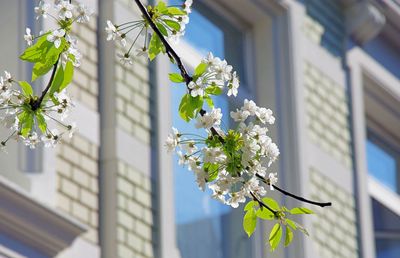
<box><xmin>255</xmin><ymin>173</ymin><xmax>332</xmax><ymax>208</ymax></box>
<box><xmin>31</xmin><ymin>58</ymin><xmax>59</xmax><ymax>111</ymax></box>
<box><xmin>133</xmin><ymin>0</ymin><xmax>331</xmax><ymax>209</ymax></box>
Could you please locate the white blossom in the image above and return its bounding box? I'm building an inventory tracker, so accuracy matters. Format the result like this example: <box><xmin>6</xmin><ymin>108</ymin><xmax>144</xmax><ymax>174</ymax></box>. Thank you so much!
<box><xmin>195</xmin><ymin>108</ymin><xmax>222</xmax><ymax>129</ymax></box>
<box><xmin>75</xmin><ymin>4</ymin><xmax>92</xmax><ymax>23</ymax></box>
<box><xmin>268</xmin><ymin>173</ymin><xmax>278</xmax><ymax>190</ymax></box>
<box><xmin>105</xmin><ymin>20</ymin><xmax>118</xmax><ymax>41</ymax></box>
<box><xmin>34</xmin><ymin>1</ymin><xmax>50</xmax><ymax>20</ymax></box>
<box><xmin>47</xmin><ymin>29</ymin><xmax>66</xmax><ymax>49</ymax></box>
<box><xmin>55</xmin><ymin>0</ymin><xmax>74</xmax><ymax>20</ymax></box>
<box><xmin>24</xmin><ymin>28</ymin><xmax>33</xmax><ymax>46</ymax></box>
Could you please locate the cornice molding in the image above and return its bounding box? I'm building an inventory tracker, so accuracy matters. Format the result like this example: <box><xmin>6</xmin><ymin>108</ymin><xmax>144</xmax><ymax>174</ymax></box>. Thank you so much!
<box><xmin>346</xmin><ymin>1</ymin><xmax>386</xmax><ymax>45</ymax></box>
<box><xmin>0</xmin><ymin>175</ymin><xmax>86</xmax><ymax>257</ymax></box>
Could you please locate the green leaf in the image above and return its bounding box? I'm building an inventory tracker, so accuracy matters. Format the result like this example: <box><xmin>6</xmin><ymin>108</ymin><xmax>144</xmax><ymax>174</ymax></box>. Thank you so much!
<box><xmin>269</xmin><ymin>223</ymin><xmax>282</xmax><ymax>251</ymax></box>
<box><xmin>18</xmin><ymin>81</ymin><xmax>33</xmax><ymax>96</ymax></box>
<box><xmin>203</xmin><ymin>162</ymin><xmax>219</xmax><ymax>182</ymax></box>
<box><xmin>31</xmin><ymin>39</ymin><xmax>66</xmax><ymax>81</ymax></box>
<box><xmin>256</xmin><ymin>207</ymin><xmax>275</xmax><ymax>220</ymax></box>
<box><xmin>261</xmin><ymin>197</ymin><xmax>280</xmax><ymax>211</ymax></box>
<box><xmin>167</xmin><ymin>7</ymin><xmax>186</xmax><ymax>15</ymax></box>
<box><xmin>20</xmin><ymin>32</ymin><xmax>51</xmax><ymax>62</ymax></box>
<box><xmin>168</xmin><ymin>73</ymin><xmax>184</xmax><ymax>83</ymax></box>
<box><xmin>285</xmin><ymin>227</ymin><xmax>294</xmax><ymax>247</ymax></box>
<box><xmin>243</xmin><ymin>207</ymin><xmax>257</xmax><ymax>237</ymax></box>
<box><xmin>178</xmin><ymin>94</ymin><xmax>203</xmax><ymax>122</ymax></box>
<box><xmin>289</xmin><ymin>207</ymin><xmax>314</xmax><ymax>215</ymax></box>
<box><xmin>148</xmin><ymin>33</ymin><xmax>164</xmax><ymax>61</ymax></box>
<box><xmin>205</xmin><ymin>85</ymin><xmax>222</xmax><ymax>95</ymax></box>
<box><xmin>35</xmin><ymin>111</ymin><xmax>47</xmax><ymax>133</ymax></box>
<box><xmin>163</xmin><ymin>19</ymin><xmax>181</xmax><ymax>31</ymax></box>
<box><xmin>49</xmin><ymin>64</ymin><xmax>64</xmax><ymax>96</ymax></box>
<box><xmin>59</xmin><ymin>61</ymin><xmax>73</xmax><ymax>92</ymax></box>
<box><xmin>155</xmin><ymin>1</ymin><xmax>168</xmax><ymax>13</ymax></box>
<box><xmin>204</xmin><ymin>95</ymin><xmax>214</xmax><ymax>109</ymax></box>
<box><xmin>19</xmin><ymin>111</ymin><xmax>34</xmax><ymax>137</ymax></box>
<box><xmin>193</xmin><ymin>62</ymin><xmax>208</xmax><ymax>78</ymax></box>
<box><xmin>244</xmin><ymin>201</ymin><xmax>256</xmax><ymax>211</ymax></box>
<box><xmin>285</xmin><ymin>219</ymin><xmax>297</xmax><ymax>230</ymax></box>
<box><xmin>156</xmin><ymin>22</ymin><xmax>168</xmax><ymax>37</ymax></box>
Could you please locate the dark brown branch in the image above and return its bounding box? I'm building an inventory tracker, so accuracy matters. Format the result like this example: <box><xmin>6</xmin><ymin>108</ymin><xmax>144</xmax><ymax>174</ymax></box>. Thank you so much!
<box><xmin>31</xmin><ymin>59</ymin><xmax>59</xmax><ymax>111</ymax></box>
<box><xmin>133</xmin><ymin>0</ymin><xmax>331</xmax><ymax>210</ymax></box>
<box><xmin>133</xmin><ymin>0</ymin><xmax>192</xmax><ymax>84</ymax></box>
<box><xmin>255</xmin><ymin>173</ymin><xmax>332</xmax><ymax>208</ymax></box>
<box><xmin>250</xmin><ymin>191</ymin><xmax>277</xmax><ymax>215</ymax></box>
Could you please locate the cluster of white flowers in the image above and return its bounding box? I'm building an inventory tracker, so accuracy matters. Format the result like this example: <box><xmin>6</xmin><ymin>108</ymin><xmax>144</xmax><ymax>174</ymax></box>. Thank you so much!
<box><xmin>0</xmin><ymin>1</ymin><xmax>91</xmax><ymax>152</ymax></box>
<box><xmin>189</xmin><ymin>52</ymin><xmax>240</xmax><ymax>98</ymax></box>
<box><xmin>165</xmin><ymin>99</ymin><xmax>279</xmax><ymax>208</ymax></box>
<box><xmin>35</xmin><ymin>0</ymin><xmax>92</xmax><ymax>22</ymax></box>
<box><xmin>26</xmin><ymin>1</ymin><xmax>93</xmax><ymax>67</ymax></box>
<box><xmin>106</xmin><ymin>0</ymin><xmax>193</xmax><ymax>65</ymax></box>
<box><xmin>166</xmin><ymin>0</ymin><xmax>193</xmax><ymax>43</ymax></box>
<box><xmin>0</xmin><ymin>71</ymin><xmax>77</xmax><ymax>151</ymax></box>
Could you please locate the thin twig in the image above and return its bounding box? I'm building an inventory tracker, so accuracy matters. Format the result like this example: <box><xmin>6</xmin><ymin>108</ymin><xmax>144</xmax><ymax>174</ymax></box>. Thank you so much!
<box><xmin>255</xmin><ymin>174</ymin><xmax>332</xmax><ymax>207</ymax></box>
<box><xmin>32</xmin><ymin>59</ymin><xmax>59</xmax><ymax>111</ymax></box>
<box><xmin>133</xmin><ymin>0</ymin><xmax>331</xmax><ymax>209</ymax></box>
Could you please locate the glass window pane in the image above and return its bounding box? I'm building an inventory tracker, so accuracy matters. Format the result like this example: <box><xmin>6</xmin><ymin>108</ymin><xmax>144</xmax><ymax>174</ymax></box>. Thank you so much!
<box><xmin>366</xmin><ymin>139</ymin><xmax>398</xmax><ymax>192</ymax></box>
<box><xmin>170</xmin><ymin>3</ymin><xmax>251</xmax><ymax>258</ymax></box>
<box><xmin>376</xmin><ymin>239</ymin><xmax>400</xmax><ymax>258</ymax></box>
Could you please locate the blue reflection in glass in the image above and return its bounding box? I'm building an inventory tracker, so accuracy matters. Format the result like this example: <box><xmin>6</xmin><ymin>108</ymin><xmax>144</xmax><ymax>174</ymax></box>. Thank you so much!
<box><xmin>170</xmin><ymin>2</ymin><xmax>247</xmax><ymax>258</ymax></box>
<box><xmin>366</xmin><ymin>139</ymin><xmax>398</xmax><ymax>192</ymax></box>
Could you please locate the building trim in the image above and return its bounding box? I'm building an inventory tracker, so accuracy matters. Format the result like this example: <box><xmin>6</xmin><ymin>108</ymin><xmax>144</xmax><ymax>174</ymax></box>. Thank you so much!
<box><xmin>347</xmin><ymin>47</ymin><xmax>400</xmax><ymax>258</ymax></box>
<box><xmin>0</xmin><ymin>175</ymin><xmax>86</xmax><ymax>257</ymax></box>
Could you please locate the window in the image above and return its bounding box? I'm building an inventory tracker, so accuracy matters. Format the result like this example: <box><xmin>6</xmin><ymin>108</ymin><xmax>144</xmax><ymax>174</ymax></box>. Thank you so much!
<box><xmin>363</xmin><ymin>74</ymin><xmax>400</xmax><ymax>258</ymax></box>
<box><xmin>366</xmin><ymin>131</ymin><xmax>399</xmax><ymax>193</ymax></box>
<box><xmin>170</xmin><ymin>1</ymin><xmax>253</xmax><ymax>258</ymax></box>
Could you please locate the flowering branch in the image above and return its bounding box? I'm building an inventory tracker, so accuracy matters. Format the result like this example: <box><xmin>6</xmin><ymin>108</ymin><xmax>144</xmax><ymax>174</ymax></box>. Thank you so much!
<box><xmin>255</xmin><ymin>173</ymin><xmax>332</xmax><ymax>207</ymax></box>
<box><xmin>120</xmin><ymin>0</ymin><xmax>333</xmax><ymax>251</ymax></box>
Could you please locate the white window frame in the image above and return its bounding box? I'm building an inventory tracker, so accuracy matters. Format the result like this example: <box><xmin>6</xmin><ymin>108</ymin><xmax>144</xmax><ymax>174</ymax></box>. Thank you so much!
<box><xmin>349</xmin><ymin>47</ymin><xmax>400</xmax><ymax>258</ymax></box>
<box><xmin>155</xmin><ymin>1</ymin><xmax>304</xmax><ymax>258</ymax></box>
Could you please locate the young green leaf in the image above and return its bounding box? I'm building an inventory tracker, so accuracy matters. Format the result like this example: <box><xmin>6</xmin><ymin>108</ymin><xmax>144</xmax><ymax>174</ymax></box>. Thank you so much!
<box><xmin>18</xmin><ymin>81</ymin><xmax>33</xmax><ymax>96</ymax></box>
<box><xmin>193</xmin><ymin>62</ymin><xmax>208</xmax><ymax>78</ymax></box>
<box><xmin>49</xmin><ymin>64</ymin><xmax>64</xmax><ymax>96</ymax></box>
<box><xmin>243</xmin><ymin>207</ymin><xmax>257</xmax><ymax>237</ymax></box>
<box><xmin>256</xmin><ymin>207</ymin><xmax>275</xmax><ymax>220</ymax></box>
<box><xmin>205</xmin><ymin>85</ymin><xmax>222</xmax><ymax>95</ymax></box>
<box><xmin>261</xmin><ymin>197</ymin><xmax>280</xmax><ymax>211</ymax></box>
<box><xmin>20</xmin><ymin>32</ymin><xmax>51</xmax><ymax>62</ymax></box>
<box><xmin>155</xmin><ymin>1</ymin><xmax>168</xmax><ymax>14</ymax></box>
<box><xmin>269</xmin><ymin>223</ymin><xmax>282</xmax><ymax>251</ymax></box>
<box><xmin>19</xmin><ymin>111</ymin><xmax>34</xmax><ymax>137</ymax></box>
<box><xmin>285</xmin><ymin>218</ymin><xmax>297</xmax><ymax>230</ymax></box>
<box><xmin>163</xmin><ymin>19</ymin><xmax>181</xmax><ymax>31</ymax></box>
<box><xmin>178</xmin><ymin>94</ymin><xmax>203</xmax><ymax>122</ymax></box>
<box><xmin>148</xmin><ymin>33</ymin><xmax>164</xmax><ymax>61</ymax></box>
<box><xmin>35</xmin><ymin>111</ymin><xmax>47</xmax><ymax>133</ymax></box>
<box><xmin>284</xmin><ymin>227</ymin><xmax>294</xmax><ymax>247</ymax></box>
<box><xmin>204</xmin><ymin>162</ymin><xmax>219</xmax><ymax>182</ymax></box>
<box><xmin>289</xmin><ymin>207</ymin><xmax>314</xmax><ymax>215</ymax></box>
<box><xmin>244</xmin><ymin>201</ymin><xmax>256</xmax><ymax>211</ymax></box>
<box><xmin>167</xmin><ymin>7</ymin><xmax>186</xmax><ymax>16</ymax></box>
<box><xmin>59</xmin><ymin>61</ymin><xmax>74</xmax><ymax>92</ymax></box>
<box><xmin>169</xmin><ymin>73</ymin><xmax>184</xmax><ymax>83</ymax></box>
<box><xmin>31</xmin><ymin>40</ymin><xmax>66</xmax><ymax>81</ymax></box>
<box><xmin>156</xmin><ymin>22</ymin><xmax>168</xmax><ymax>37</ymax></box>
<box><xmin>204</xmin><ymin>95</ymin><xmax>214</xmax><ymax>109</ymax></box>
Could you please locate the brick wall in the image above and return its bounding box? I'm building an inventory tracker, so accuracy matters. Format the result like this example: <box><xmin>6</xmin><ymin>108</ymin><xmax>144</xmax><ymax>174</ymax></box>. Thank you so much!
<box><xmin>310</xmin><ymin>168</ymin><xmax>358</xmax><ymax>258</ymax></box>
<box><xmin>55</xmin><ymin>17</ymin><xmax>100</xmax><ymax>245</ymax></box>
<box><xmin>304</xmin><ymin>61</ymin><xmax>352</xmax><ymax>169</ymax></box>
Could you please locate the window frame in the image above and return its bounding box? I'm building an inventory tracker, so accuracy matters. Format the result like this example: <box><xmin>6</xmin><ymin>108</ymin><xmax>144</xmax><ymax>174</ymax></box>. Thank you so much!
<box><xmin>155</xmin><ymin>1</ymin><xmax>297</xmax><ymax>258</ymax></box>
<box><xmin>349</xmin><ymin>47</ymin><xmax>400</xmax><ymax>258</ymax></box>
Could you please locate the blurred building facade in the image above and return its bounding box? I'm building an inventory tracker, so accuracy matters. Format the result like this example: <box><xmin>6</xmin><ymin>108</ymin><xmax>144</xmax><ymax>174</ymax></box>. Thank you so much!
<box><xmin>0</xmin><ymin>0</ymin><xmax>399</xmax><ymax>258</ymax></box>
